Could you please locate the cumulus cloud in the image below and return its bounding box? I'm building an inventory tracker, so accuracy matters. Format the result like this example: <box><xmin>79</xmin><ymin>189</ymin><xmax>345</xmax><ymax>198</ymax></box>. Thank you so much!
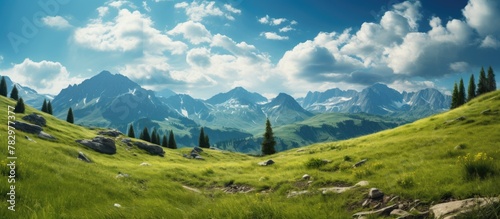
<box><xmin>42</xmin><ymin>16</ymin><xmax>72</xmax><ymax>29</ymax></box>
<box><xmin>175</xmin><ymin>1</ymin><xmax>241</xmax><ymax>21</ymax></box>
<box><xmin>74</xmin><ymin>8</ymin><xmax>187</xmax><ymax>54</ymax></box>
<box><xmin>97</xmin><ymin>6</ymin><xmax>109</xmax><ymax>17</ymax></box>
<box><xmin>168</xmin><ymin>21</ymin><xmax>212</xmax><ymax>45</ymax></box>
<box><xmin>260</xmin><ymin>32</ymin><xmax>289</xmax><ymax>40</ymax></box>
<box><xmin>186</xmin><ymin>47</ymin><xmax>211</xmax><ymax>68</ymax></box>
<box><xmin>0</xmin><ymin>58</ymin><xmax>84</xmax><ymax>95</ymax></box>
<box><xmin>258</xmin><ymin>15</ymin><xmax>287</xmax><ymax>26</ymax></box>
<box><xmin>278</xmin><ymin>0</ymin><xmax>500</xmax><ymax>93</ymax></box>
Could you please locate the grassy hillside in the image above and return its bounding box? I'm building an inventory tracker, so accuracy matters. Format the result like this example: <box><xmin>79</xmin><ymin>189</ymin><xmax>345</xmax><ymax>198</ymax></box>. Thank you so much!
<box><xmin>1</xmin><ymin>91</ymin><xmax>499</xmax><ymax>218</ymax></box>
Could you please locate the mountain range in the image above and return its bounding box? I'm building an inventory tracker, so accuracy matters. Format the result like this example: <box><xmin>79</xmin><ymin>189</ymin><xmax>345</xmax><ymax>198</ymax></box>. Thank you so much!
<box><xmin>3</xmin><ymin>71</ymin><xmax>451</xmax><ymax>151</ymax></box>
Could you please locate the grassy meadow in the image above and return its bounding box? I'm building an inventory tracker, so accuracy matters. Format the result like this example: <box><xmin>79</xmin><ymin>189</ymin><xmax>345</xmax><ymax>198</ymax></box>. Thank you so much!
<box><xmin>0</xmin><ymin>91</ymin><xmax>499</xmax><ymax>218</ymax></box>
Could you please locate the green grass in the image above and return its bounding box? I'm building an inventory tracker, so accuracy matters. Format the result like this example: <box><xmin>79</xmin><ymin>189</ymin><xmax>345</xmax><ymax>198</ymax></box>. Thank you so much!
<box><xmin>0</xmin><ymin>91</ymin><xmax>500</xmax><ymax>218</ymax></box>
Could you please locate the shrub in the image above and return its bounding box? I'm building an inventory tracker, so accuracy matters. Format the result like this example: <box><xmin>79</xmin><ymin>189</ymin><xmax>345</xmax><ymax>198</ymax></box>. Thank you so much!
<box><xmin>202</xmin><ymin>168</ymin><xmax>215</xmax><ymax>176</ymax></box>
<box><xmin>305</xmin><ymin>158</ymin><xmax>327</xmax><ymax>169</ymax></box>
<box><xmin>458</xmin><ymin>152</ymin><xmax>496</xmax><ymax>180</ymax></box>
<box><xmin>396</xmin><ymin>173</ymin><xmax>415</xmax><ymax>189</ymax></box>
<box><xmin>343</xmin><ymin>155</ymin><xmax>352</xmax><ymax>162</ymax></box>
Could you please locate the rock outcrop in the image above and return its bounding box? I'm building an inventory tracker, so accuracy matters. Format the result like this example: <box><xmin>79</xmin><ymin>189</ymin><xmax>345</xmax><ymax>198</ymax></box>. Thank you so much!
<box><xmin>134</xmin><ymin>142</ymin><xmax>165</xmax><ymax>157</ymax></box>
<box><xmin>76</xmin><ymin>136</ymin><xmax>117</xmax><ymax>155</ymax></box>
<box><xmin>22</xmin><ymin>113</ymin><xmax>47</xmax><ymax>127</ymax></box>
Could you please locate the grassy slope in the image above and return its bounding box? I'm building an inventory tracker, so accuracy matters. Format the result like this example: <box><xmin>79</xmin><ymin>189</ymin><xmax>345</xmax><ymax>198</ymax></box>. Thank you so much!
<box><xmin>0</xmin><ymin>91</ymin><xmax>499</xmax><ymax>218</ymax></box>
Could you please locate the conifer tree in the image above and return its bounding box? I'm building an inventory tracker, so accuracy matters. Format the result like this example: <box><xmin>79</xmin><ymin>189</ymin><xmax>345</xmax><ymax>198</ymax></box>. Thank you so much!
<box><xmin>127</xmin><ymin>124</ymin><xmax>135</xmax><ymax>138</ymax></box>
<box><xmin>168</xmin><ymin>130</ymin><xmax>177</xmax><ymax>149</ymax></box>
<box><xmin>14</xmin><ymin>97</ymin><xmax>25</xmax><ymax>113</ymax></box>
<box><xmin>66</xmin><ymin>107</ymin><xmax>74</xmax><ymax>123</ymax></box>
<box><xmin>10</xmin><ymin>85</ymin><xmax>19</xmax><ymax>100</ymax></box>
<box><xmin>205</xmin><ymin>135</ymin><xmax>210</xmax><ymax>148</ymax></box>
<box><xmin>487</xmin><ymin>66</ymin><xmax>496</xmax><ymax>92</ymax></box>
<box><xmin>477</xmin><ymin>67</ymin><xmax>488</xmax><ymax>95</ymax></box>
<box><xmin>151</xmin><ymin>128</ymin><xmax>158</xmax><ymax>144</ymax></box>
<box><xmin>162</xmin><ymin>135</ymin><xmax>168</xmax><ymax>147</ymax></box>
<box><xmin>141</xmin><ymin>127</ymin><xmax>150</xmax><ymax>142</ymax></box>
<box><xmin>41</xmin><ymin>99</ymin><xmax>48</xmax><ymax>113</ymax></box>
<box><xmin>467</xmin><ymin>74</ymin><xmax>476</xmax><ymax>102</ymax></box>
<box><xmin>156</xmin><ymin>133</ymin><xmax>161</xmax><ymax>145</ymax></box>
<box><xmin>261</xmin><ymin>118</ymin><xmax>276</xmax><ymax>155</ymax></box>
<box><xmin>0</xmin><ymin>76</ymin><xmax>7</xmax><ymax>97</ymax></box>
<box><xmin>451</xmin><ymin>83</ymin><xmax>459</xmax><ymax>109</ymax></box>
<box><xmin>47</xmin><ymin>101</ymin><xmax>53</xmax><ymax>115</ymax></box>
<box><xmin>458</xmin><ymin>78</ymin><xmax>466</xmax><ymax>106</ymax></box>
<box><xmin>199</xmin><ymin>127</ymin><xmax>209</xmax><ymax>148</ymax></box>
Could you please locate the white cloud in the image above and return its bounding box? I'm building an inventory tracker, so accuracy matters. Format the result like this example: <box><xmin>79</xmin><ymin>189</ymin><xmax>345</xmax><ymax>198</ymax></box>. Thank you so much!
<box><xmin>97</xmin><ymin>6</ymin><xmax>109</xmax><ymax>17</ymax></box>
<box><xmin>74</xmin><ymin>8</ymin><xmax>187</xmax><ymax>54</ymax></box>
<box><xmin>480</xmin><ymin>35</ymin><xmax>500</xmax><ymax>48</ymax></box>
<box><xmin>450</xmin><ymin>61</ymin><xmax>470</xmax><ymax>72</ymax></box>
<box><xmin>260</xmin><ymin>32</ymin><xmax>289</xmax><ymax>40</ymax></box>
<box><xmin>463</xmin><ymin>0</ymin><xmax>500</xmax><ymax>36</ymax></box>
<box><xmin>168</xmin><ymin>21</ymin><xmax>212</xmax><ymax>45</ymax></box>
<box><xmin>174</xmin><ymin>1</ymin><xmax>241</xmax><ymax>22</ymax></box>
<box><xmin>0</xmin><ymin>58</ymin><xmax>84</xmax><ymax>95</ymax></box>
<box><xmin>108</xmin><ymin>0</ymin><xmax>136</xmax><ymax>9</ymax></box>
<box><xmin>142</xmin><ymin>1</ymin><xmax>151</xmax><ymax>12</ymax></box>
<box><xmin>279</xmin><ymin>26</ymin><xmax>294</xmax><ymax>32</ymax></box>
<box><xmin>258</xmin><ymin>15</ymin><xmax>288</xmax><ymax>26</ymax></box>
<box><xmin>186</xmin><ymin>47</ymin><xmax>211</xmax><ymax>68</ymax></box>
<box><xmin>42</xmin><ymin>16</ymin><xmax>72</xmax><ymax>29</ymax></box>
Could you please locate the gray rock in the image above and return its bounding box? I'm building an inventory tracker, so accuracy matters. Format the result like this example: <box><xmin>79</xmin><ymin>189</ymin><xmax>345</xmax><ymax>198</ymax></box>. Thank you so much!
<box><xmin>287</xmin><ymin>190</ymin><xmax>309</xmax><ymax>198</ymax></box>
<box><xmin>77</xmin><ymin>151</ymin><xmax>92</xmax><ymax>163</ymax></box>
<box><xmin>429</xmin><ymin>197</ymin><xmax>499</xmax><ymax>219</ymax></box>
<box><xmin>22</xmin><ymin>113</ymin><xmax>46</xmax><ymax>127</ymax></box>
<box><xmin>320</xmin><ymin>187</ymin><xmax>352</xmax><ymax>194</ymax></box>
<box><xmin>258</xmin><ymin>159</ymin><xmax>275</xmax><ymax>166</ymax></box>
<box><xmin>390</xmin><ymin>209</ymin><xmax>410</xmax><ymax>217</ymax></box>
<box><xmin>116</xmin><ymin>172</ymin><xmax>130</xmax><ymax>178</ymax></box>
<box><xmin>25</xmin><ymin>136</ymin><xmax>35</xmax><ymax>142</ymax></box>
<box><xmin>12</xmin><ymin>121</ymin><xmax>43</xmax><ymax>134</ymax></box>
<box><xmin>369</xmin><ymin>188</ymin><xmax>384</xmax><ymax>199</ymax></box>
<box><xmin>353</xmin><ymin>204</ymin><xmax>397</xmax><ymax>218</ymax></box>
<box><xmin>140</xmin><ymin>162</ymin><xmax>151</xmax><ymax>166</ymax></box>
<box><xmin>97</xmin><ymin>129</ymin><xmax>123</xmax><ymax>137</ymax></box>
<box><xmin>38</xmin><ymin>131</ymin><xmax>56</xmax><ymax>140</ymax></box>
<box><xmin>134</xmin><ymin>141</ymin><xmax>165</xmax><ymax>157</ymax></box>
<box><xmin>362</xmin><ymin>199</ymin><xmax>371</xmax><ymax>208</ymax></box>
<box><xmin>194</xmin><ymin>155</ymin><xmax>204</xmax><ymax>160</ymax></box>
<box><xmin>353</xmin><ymin>159</ymin><xmax>368</xmax><ymax>167</ymax></box>
<box><xmin>193</xmin><ymin>147</ymin><xmax>204</xmax><ymax>153</ymax></box>
<box><xmin>302</xmin><ymin>174</ymin><xmax>311</xmax><ymax>180</ymax></box>
<box><xmin>76</xmin><ymin>136</ymin><xmax>117</xmax><ymax>155</ymax></box>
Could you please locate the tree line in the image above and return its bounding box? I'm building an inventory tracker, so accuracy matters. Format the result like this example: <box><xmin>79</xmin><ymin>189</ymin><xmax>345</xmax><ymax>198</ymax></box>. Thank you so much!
<box><xmin>451</xmin><ymin>66</ymin><xmax>496</xmax><ymax>109</ymax></box>
<box><xmin>127</xmin><ymin>124</ymin><xmax>178</xmax><ymax>149</ymax></box>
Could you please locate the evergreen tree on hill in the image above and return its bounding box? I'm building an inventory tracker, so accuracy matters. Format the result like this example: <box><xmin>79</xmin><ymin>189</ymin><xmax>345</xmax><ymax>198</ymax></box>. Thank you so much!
<box><xmin>10</xmin><ymin>85</ymin><xmax>19</xmax><ymax>100</ymax></box>
<box><xmin>41</xmin><ymin>99</ymin><xmax>48</xmax><ymax>113</ymax></box>
<box><xmin>141</xmin><ymin>127</ymin><xmax>151</xmax><ymax>142</ymax></box>
<box><xmin>487</xmin><ymin>66</ymin><xmax>496</xmax><ymax>92</ymax></box>
<box><xmin>168</xmin><ymin>130</ymin><xmax>177</xmax><ymax>149</ymax></box>
<box><xmin>458</xmin><ymin>78</ymin><xmax>466</xmax><ymax>106</ymax></box>
<box><xmin>14</xmin><ymin>97</ymin><xmax>25</xmax><ymax>113</ymax></box>
<box><xmin>162</xmin><ymin>135</ymin><xmax>168</xmax><ymax>147</ymax></box>
<box><xmin>450</xmin><ymin>83</ymin><xmax>459</xmax><ymax>109</ymax></box>
<box><xmin>0</xmin><ymin>76</ymin><xmax>7</xmax><ymax>97</ymax></box>
<box><xmin>467</xmin><ymin>74</ymin><xmax>476</xmax><ymax>102</ymax></box>
<box><xmin>151</xmin><ymin>128</ymin><xmax>158</xmax><ymax>145</ymax></box>
<box><xmin>477</xmin><ymin>67</ymin><xmax>488</xmax><ymax>95</ymax></box>
<box><xmin>261</xmin><ymin>118</ymin><xmax>276</xmax><ymax>155</ymax></box>
<box><xmin>66</xmin><ymin>107</ymin><xmax>74</xmax><ymax>124</ymax></box>
<box><xmin>47</xmin><ymin>101</ymin><xmax>53</xmax><ymax>115</ymax></box>
<box><xmin>128</xmin><ymin>124</ymin><xmax>135</xmax><ymax>138</ymax></box>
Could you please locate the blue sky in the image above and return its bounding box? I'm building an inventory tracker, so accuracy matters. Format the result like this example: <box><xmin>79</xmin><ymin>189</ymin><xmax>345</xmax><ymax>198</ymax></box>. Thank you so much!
<box><xmin>1</xmin><ymin>0</ymin><xmax>499</xmax><ymax>99</ymax></box>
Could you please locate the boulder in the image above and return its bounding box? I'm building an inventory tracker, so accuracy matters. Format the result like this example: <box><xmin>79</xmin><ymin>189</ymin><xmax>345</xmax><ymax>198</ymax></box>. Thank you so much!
<box><xmin>134</xmin><ymin>141</ymin><xmax>165</xmax><ymax>157</ymax></box>
<box><xmin>193</xmin><ymin>147</ymin><xmax>204</xmax><ymax>153</ymax></box>
<box><xmin>353</xmin><ymin>159</ymin><xmax>368</xmax><ymax>167</ymax></box>
<box><xmin>353</xmin><ymin>204</ymin><xmax>397</xmax><ymax>218</ymax></box>
<box><xmin>302</xmin><ymin>174</ymin><xmax>311</xmax><ymax>180</ymax></box>
<box><xmin>258</xmin><ymin>159</ymin><xmax>275</xmax><ymax>166</ymax></box>
<box><xmin>429</xmin><ymin>197</ymin><xmax>499</xmax><ymax>219</ymax></box>
<box><xmin>22</xmin><ymin>113</ymin><xmax>46</xmax><ymax>127</ymax></box>
<box><xmin>369</xmin><ymin>188</ymin><xmax>384</xmax><ymax>199</ymax></box>
<box><xmin>98</xmin><ymin>129</ymin><xmax>123</xmax><ymax>137</ymax></box>
<box><xmin>77</xmin><ymin>151</ymin><xmax>92</xmax><ymax>163</ymax></box>
<box><xmin>38</xmin><ymin>131</ymin><xmax>56</xmax><ymax>140</ymax></box>
<box><xmin>194</xmin><ymin>155</ymin><xmax>204</xmax><ymax>160</ymax></box>
<box><xmin>12</xmin><ymin>121</ymin><xmax>43</xmax><ymax>134</ymax></box>
<box><xmin>76</xmin><ymin>136</ymin><xmax>116</xmax><ymax>155</ymax></box>
<box><xmin>320</xmin><ymin>187</ymin><xmax>352</xmax><ymax>194</ymax></box>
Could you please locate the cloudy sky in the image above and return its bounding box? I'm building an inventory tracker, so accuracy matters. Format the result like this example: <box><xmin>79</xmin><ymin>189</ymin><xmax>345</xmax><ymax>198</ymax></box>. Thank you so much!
<box><xmin>0</xmin><ymin>0</ymin><xmax>499</xmax><ymax>99</ymax></box>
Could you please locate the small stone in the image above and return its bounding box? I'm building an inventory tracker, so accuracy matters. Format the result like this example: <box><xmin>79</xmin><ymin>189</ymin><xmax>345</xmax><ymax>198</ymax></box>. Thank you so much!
<box><xmin>287</xmin><ymin>190</ymin><xmax>309</xmax><ymax>198</ymax></box>
<box><xmin>114</xmin><ymin>203</ymin><xmax>121</xmax><ymax>208</ymax></box>
<box><xmin>369</xmin><ymin>188</ymin><xmax>384</xmax><ymax>199</ymax></box>
<box><xmin>362</xmin><ymin>199</ymin><xmax>371</xmax><ymax>208</ymax></box>
<box><xmin>38</xmin><ymin>131</ymin><xmax>56</xmax><ymax>140</ymax></box>
<box><xmin>302</xmin><ymin>174</ymin><xmax>311</xmax><ymax>180</ymax></box>
<box><xmin>353</xmin><ymin>159</ymin><xmax>368</xmax><ymax>167</ymax></box>
<box><xmin>258</xmin><ymin>159</ymin><xmax>275</xmax><ymax>166</ymax></box>
<box><xmin>77</xmin><ymin>151</ymin><xmax>92</xmax><ymax>163</ymax></box>
<box><xmin>390</xmin><ymin>209</ymin><xmax>410</xmax><ymax>217</ymax></box>
<box><xmin>355</xmin><ymin>181</ymin><xmax>369</xmax><ymax>187</ymax></box>
<box><xmin>140</xmin><ymin>162</ymin><xmax>151</xmax><ymax>166</ymax></box>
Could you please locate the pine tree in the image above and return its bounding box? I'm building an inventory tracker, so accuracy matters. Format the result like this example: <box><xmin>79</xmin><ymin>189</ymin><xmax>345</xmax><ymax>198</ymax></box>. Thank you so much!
<box><xmin>450</xmin><ymin>83</ymin><xmax>459</xmax><ymax>109</ymax></box>
<box><xmin>0</xmin><ymin>76</ymin><xmax>7</xmax><ymax>97</ymax></box>
<box><xmin>66</xmin><ymin>107</ymin><xmax>74</xmax><ymax>123</ymax></box>
<box><xmin>10</xmin><ymin>85</ymin><xmax>19</xmax><ymax>100</ymax></box>
<box><xmin>156</xmin><ymin>133</ymin><xmax>161</xmax><ymax>145</ymax></box>
<box><xmin>127</xmin><ymin>124</ymin><xmax>135</xmax><ymax>138</ymax></box>
<box><xmin>41</xmin><ymin>99</ymin><xmax>48</xmax><ymax>113</ymax></box>
<box><xmin>458</xmin><ymin>78</ymin><xmax>466</xmax><ymax>106</ymax></box>
<box><xmin>161</xmin><ymin>135</ymin><xmax>168</xmax><ymax>147</ymax></box>
<box><xmin>467</xmin><ymin>74</ymin><xmax>476</xmax><ymax>102</ymax></box>
<box><xmin>477</xmin><ymin>67</ymin><xmax>488</xmax><ymax>95</ymax></box>
<box><xmin>47</xmin><ymin>101</ymin><xmax>53</xmax><ymax>115</ymax></box>
<box><xmin>205</xmin><ymin>135</ymin><xmax>210</xmax><ymax>148</ymax></box>
<box><xmin>141</xmin><ymin>127</ymin><xmax>150</xmax><ymax>142</ymax></box>
<box><xmin>14</xmin><ymin>97</ymin><xmax>25</xmax><ymax>113</ymax></box>
<box><xmin>168</xmin><ymin>130</ymin><xmax>177</xmax><ymax>149</ymax></box>
<box><xmin>487</xmin><ymin>66</ymin><xmax>496</xmax><ymax>92</ymax></box>
<box><xmin>199</xmin><ymin>127</ymin><xmax>208</xmax><ymax>148</ymax></box>
<box><xmin>261</xmin><ymin>118</ymin><xmax>276</xmax><ymax>155</ymax></box>
<box><xmin>151</xmin><ymin>128</ymin><xmax>158</xmax><ymax>144</ymax></box>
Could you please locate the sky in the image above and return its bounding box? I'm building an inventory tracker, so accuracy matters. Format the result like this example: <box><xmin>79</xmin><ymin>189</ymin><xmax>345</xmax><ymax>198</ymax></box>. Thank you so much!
<box><xmin>0</xmin><ymin>0</ymin><xmax>499</xmax><ymax>99</ymax></box>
